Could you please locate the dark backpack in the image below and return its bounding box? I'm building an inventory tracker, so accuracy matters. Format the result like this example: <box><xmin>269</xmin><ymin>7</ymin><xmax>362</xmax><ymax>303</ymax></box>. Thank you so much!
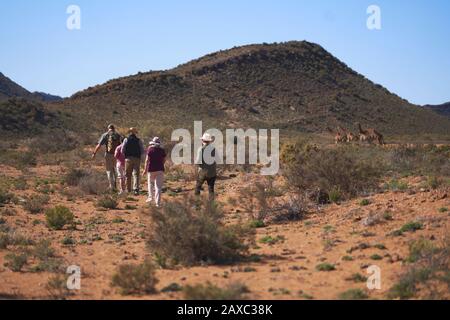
<box><xmin>106</xmin><ymin>132</ymin><xmax>121</xmax><ymax>154</ymax></box>
<box><xmin>124</xmin><ymin>135</ymin><xmax>141</xmax><ymax>158</ymax></box>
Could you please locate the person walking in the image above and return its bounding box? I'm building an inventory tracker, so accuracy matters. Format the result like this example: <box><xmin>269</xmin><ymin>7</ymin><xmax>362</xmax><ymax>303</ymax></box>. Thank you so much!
<box><xmin>143</xmin><ymin>137</ymin><xmax>166</xmax><ymax>207</ymax></box>
<box><xmin>92</xmin><ymin>124</ymin><xmax>122</xmax><ymax>191</ymax></box>
<box><xmin>195</xmin><ymin>133</ymin><xmax>217</xmax><ymax>200</ymax></box>
<box><xmin>114</xmin><ymin>141</ymin><xmax>126</xmax><ymax>195</ymax></box>
<box><xmin>122</xmin><ymin>128</ymin><xmax>144</xmax><ymax>196</ymax></box>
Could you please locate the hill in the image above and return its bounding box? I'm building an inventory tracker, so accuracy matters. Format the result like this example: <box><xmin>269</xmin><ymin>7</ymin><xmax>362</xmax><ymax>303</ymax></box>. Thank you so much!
<box><xmin>0</xmin><ymin>98</ymin><xmax>68</xmax><ymax>137</ymax></box>
<box><xmin>0</xmin><ymin>72</ymin><xmax>62</xmax><ymax>102</ymax></box>
<box><xmin>423</xmin><ymin>102</ymin><xmax>450</xmax><ymax>118</ymax></box>
<box><xmin>59</xmin><ymin>41</ymin><xmax>450</xmax><ymax>136</ymax></box>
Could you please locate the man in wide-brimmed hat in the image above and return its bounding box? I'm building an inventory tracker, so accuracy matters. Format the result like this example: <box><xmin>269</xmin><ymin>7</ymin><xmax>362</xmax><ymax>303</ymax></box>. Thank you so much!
<box><xmin>143</xmin><ymin>137</ymin><xmax>166</xmax><ymax>207</ymax></box>
<box><xmin>92</xmin><ymin>124</ymin><xmax>123</xmax><ymax>191</ymax></box>
<box><xmin>122</xmin><ymin>127</ymin><xmax>145</xmax><ymax>195</ymax></box>
<box><xmin>195</xmin><ymin>133</ymin><xmax>217</xmax><ymax>200</ymax></box>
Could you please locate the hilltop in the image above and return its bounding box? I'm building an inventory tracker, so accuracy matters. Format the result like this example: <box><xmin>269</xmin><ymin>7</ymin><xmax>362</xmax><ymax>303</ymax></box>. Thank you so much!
<box><xmin>59</xmin><ymin>41</ymin><xmax>450</xmax><ymax>136</ymax></box>
<box><xmin>0</xmin><ymin>72</ymin><xmax>62</xmax><ymax>102</ymax></box>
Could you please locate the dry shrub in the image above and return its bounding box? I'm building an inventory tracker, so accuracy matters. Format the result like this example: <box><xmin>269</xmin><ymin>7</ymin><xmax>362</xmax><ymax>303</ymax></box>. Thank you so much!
<box><xmin>147</xmin><ymin>197</ymin><xmax>254</xmax><ymax>267</ymax></box>
<box><xmin>239</xmin><ymin>178</ymin><xmax>306</xmax><ymax>223</ymax></box>
<box><xmin>22</xmin><ymin>194</ymin><xmax>50</xmax><ymax>214</ymax></box>
<box><xmin>183</xmin><ymin>282</ymin><xmax>249</xmax><ymax>300</ymax></box>
<box><xmin>111</xmin><ymin>260</ymin><xmax>158</xmax><ymax>295</ymax></box>
<box><xmin>388</xmin><ymin>237</ymin><xmax>450</xmax><ymax>299</ymax></box>
<box><xmin>78</xmin><ymin>171</ymin><xmax>109</xmax><ymax>195</ymax></box>
<box><xmin>283</xmin><ymin>144</ymin><xmax>381</xmax><ymax>203</ymax></box>
<box><xmin>389</xmin><ymin>144</ymin><xmax>450</xmax><ymax>177</ymax></box>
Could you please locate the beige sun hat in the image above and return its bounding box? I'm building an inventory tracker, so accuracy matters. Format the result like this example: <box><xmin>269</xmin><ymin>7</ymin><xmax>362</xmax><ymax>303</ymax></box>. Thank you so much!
<box><xmin>201</xmin><ymin>133</ymin><xmax>214</xmax><ymax>142</ymax></box>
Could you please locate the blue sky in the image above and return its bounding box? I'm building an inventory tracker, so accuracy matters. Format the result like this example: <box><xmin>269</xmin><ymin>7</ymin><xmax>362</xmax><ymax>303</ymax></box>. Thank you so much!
<box><xmin>0</xmin><ymin>0</ymin><xmax>449</xmax><ymax>105</ymax></box>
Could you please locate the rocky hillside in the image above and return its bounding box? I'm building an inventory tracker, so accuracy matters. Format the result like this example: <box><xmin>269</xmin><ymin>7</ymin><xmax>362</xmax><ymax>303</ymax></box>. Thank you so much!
<box><xmin>59</xmin><ymin>41</ymin><xmax>450</xmax><ymax>136</ymax></box>
<box><xmin>424</xmin><ymin>102</ymin><xmax>450</xmax><ymax>118</ymax></box>
<box><xmin>0</xmin><ymin>72</ymin><xmax>62</xmax><ymax>102</ymax></box>
<box><xmin>0</xmin><ymin>98</ymin><xmax>68</xmax><ymax>137</ymax></box>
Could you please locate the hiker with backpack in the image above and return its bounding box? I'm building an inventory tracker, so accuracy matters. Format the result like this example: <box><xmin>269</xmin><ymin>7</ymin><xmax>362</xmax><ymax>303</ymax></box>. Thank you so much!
<box><xmin>122</xmin><ymin>128</ymin><xmax>145</xmax><ymax>196</ymax></box>
<box><xmin>143</xmin><ymin>137</ymin><xmax>166</xmax><ymax>207</ymax></box>
<box><xmin>195</xmin><ymin>133</ymin><xmax>217</xmax><ymax>200</ymax></box>
<box><xmin>92</xmin><ymin>124</ymin><xmax>123</xmax><ymax>191</ymax></box>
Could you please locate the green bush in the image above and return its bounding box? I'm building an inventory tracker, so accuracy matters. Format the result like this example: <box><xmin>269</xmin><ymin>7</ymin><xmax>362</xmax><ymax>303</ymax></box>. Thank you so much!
<box><xmin>111</xmin><ymin>260</ymin><xmax>158</xmax><ymax>295</ymax></box>
<box><xmin>183</xmin><ymin>282</ymin><xmax>249</xmax><ymax>300</ymax></box>
<box><xmin>339</xmin><ymin>289</ymin><xmax>368</xmax><ymax>300</ymax></box>
<box><xmin>400</xmin><ymin>222</ymin><xmax>423</xmax><ymax>233</ymax></box>
<box><xmin>147</xmin><ymin>197</ymin><xmax>254</xmax><ymax>266</ymax></box>
<box><xmin>45</xmin><ymin>206</ymin><xmax>74</xmax><ymax>230</ymax></box>
<box><xmin>4</xmin><ymin>253</ymin><xmax>28</xmax><ymax>272</ymax></box>
<box><xmin>316</xmin><ymin>263</ymin><xmax>336</xmax><ymax>271</ymax></box>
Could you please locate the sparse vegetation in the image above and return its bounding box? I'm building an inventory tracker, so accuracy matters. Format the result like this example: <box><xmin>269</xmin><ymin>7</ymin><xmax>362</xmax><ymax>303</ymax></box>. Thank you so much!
<box><xmin>147</xmin><ymin>197</ymin><xmax>254</xmax><ymax>266</ymax></box>
<box><xmin>183</xmin><ymin>282</ymin><xmax>249</xmax><ymax>300</ymax></box>
<box><xmin>4</xmin><ymin>252</ymin><xmax>28</xmax><ymax>272</ymax></box>
<box><xmin>111</xmin><ymin>260</ymin><xmax>158</xmax><ymax>295</ymax></box>
<box><xmin>339</xmin><ymin>288</ymin><xmax>368</xmax><ymax>300</ymax></box>
<box><xmin>22</xmin><ymin>194</ymin><xmax>50</xmax><ymax>214</ymax></box>
<box><xmin>283</xmin><ymin>144</ymin><xmax>382</xmax><ymax>203</ymax></box>
<box><xmin>316</xmin><ymin>263</ymin><xmax>336</xmax><ymax>271</ymax></box>
<box><xmin>96</xmin><ymin>195</ymin><xmax>118</xmax><ymax>210</ymax></box>
<box><xmin>388</xmin><ymin>238</ymin><xmax>449</xmax><ymax>299</ymax></box>
<box><xmin>45</xmin><ymin>206</ymin><xmax>75</xmax><ymax>230</ymax></box>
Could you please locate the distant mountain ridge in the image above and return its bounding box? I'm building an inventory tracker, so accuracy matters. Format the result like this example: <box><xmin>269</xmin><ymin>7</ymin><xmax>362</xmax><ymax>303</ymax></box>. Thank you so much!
<box><xmin>0</xmin><ymin>72</ymin><xmax>62</xmax><ymax>102</ymax></box>
<box><xmin>63</xmin><ymin>41</ymin><xmax>450</xmax><ymax>136</ymax></box>
<box><xmin>423</xmin><ymin>102</ymin><xmax>450</xmax><ymax>118</ymax></box>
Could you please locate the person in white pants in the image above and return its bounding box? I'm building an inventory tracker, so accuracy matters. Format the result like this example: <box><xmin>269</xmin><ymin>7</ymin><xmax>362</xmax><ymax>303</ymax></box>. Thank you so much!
<box><xmin>143</xmin><ymin>137</ymin><xmax>166</xmax><ymax>207</ymax></box>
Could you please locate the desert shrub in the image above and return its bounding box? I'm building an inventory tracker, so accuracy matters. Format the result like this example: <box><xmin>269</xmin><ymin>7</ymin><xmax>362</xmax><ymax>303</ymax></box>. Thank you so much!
<box><xmin>339</xmin><ymin>289</ymin><xmax>368</xmax><ymax>300</ymax></box>
<box><xmin>63</xmin><ymin>168</ymin><xmax>88</xmax><ymax>186</ymax></box>
<box><xmin>27</xmin><ymin>130</ymin><xmax>79</xmax><ymax>154</ymax></box>
<box><xmin>147</xmin><ymin>197</ymin><xmax>254</xmax><ymax>266</ymax></box>
<box><xmin>240</xmin><ymin>180</ymin><xmax>306</xmax><ymax>223</ymax></box>
<box><xmin>32</xmin><ymin>239</ymin><xmax>62</xmax><ymax>272</ymax></box>
<box><xmin>46</xmin><ymin>274</ymin><xmax>72</xmax><ymax>300</ymax></box>
<box><xmin>283</xmin><ymin>146</ymin><xmax>381</xmax><ymax>202</ymax></box>
<box><xmin>96</xmin><ymin>195</ymin><xmax>118</xmax><ymax>209</ymax></box>
<box><xmin>183</xmin><ymin>282</ymin><xmax>249</xmax><ymax>300</ymax></box>
<box><xmin>45</xmin><ymin>206</ymin><xmax>75</xmax><ymax>230</ymax></box>
<box><xmin>0</xmin><ymin>190</ymin><xmax>13</xmax><ymax>206</ymax></box>
<box><xmin>111</xmin><ymin>260</ymin><xmax>158</xmax><ymax>295</ymax></box>
<box><xmin>0</xmin><ymin>150</ymin><xmax>37</xmax><ymax>169</ymax></box>
<box><xmin>389</xmin><ymin>145</ymin><xmax>450</xmax><ymax>177</ymax></box>
<box><xmin>388</xmin><ymin>237</ymin><xmax>450</xmax><ymax>299</ymax></box>
<box><xmin>400</xmin><ymin>221</ymin><xmax>423</xmax><ymax>233</ymax></box>
<box><xmin>78</xmin><ymin>172</ymin><xmax>109</xmax><ymax>195</ymax></box>
<box><xmin>4</xmin><ymin>252</ymin><xmax>28</xmax><ymax>272</ymax></box>
<box><xmin>22</xmin><ymin>194</ymin><xmax>50</xmax><ymax>214</ymax></box>
<box><xmin>316</xmin><ymin>263</ymin><xmax>336</xmax><ymax>271</ymax></box>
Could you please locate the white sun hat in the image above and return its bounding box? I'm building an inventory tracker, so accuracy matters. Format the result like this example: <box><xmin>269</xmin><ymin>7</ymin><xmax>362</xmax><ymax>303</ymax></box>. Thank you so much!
<box><xmin>149</xmin><ymin>137</ymin><xmax>161</xmax><ymax>146</ymax></box>
<box><xmin>201</xmin><ymin>133</ymin><xmax>214</xmax><ymax>142</ymax></box>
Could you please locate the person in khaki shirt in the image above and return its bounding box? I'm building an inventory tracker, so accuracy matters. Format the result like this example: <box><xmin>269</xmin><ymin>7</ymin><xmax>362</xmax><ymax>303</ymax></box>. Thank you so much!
<box><xmin>92</xmin><ymin>124</ymin><xmax>123</xmax><ymax>191</ymax></box>
<box><xmin>195</xmin><ymin>133</ymin><xmax>217</xmax><ymax>200</ymax></box>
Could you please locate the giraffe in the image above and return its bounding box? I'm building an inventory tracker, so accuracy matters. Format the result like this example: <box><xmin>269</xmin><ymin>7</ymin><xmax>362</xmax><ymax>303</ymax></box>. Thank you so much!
<box><xmin>356</xmin><ymin>123</ymin><xmax>385</xmax><ymax>145</ymax></box>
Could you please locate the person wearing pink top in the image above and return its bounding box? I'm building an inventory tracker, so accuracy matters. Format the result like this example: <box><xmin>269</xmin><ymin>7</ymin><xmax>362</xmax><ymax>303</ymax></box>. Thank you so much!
<box><xmin>114</xmin><ymin>143</ymin><xmax>126</xmax><ymax>195</ymax></box>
